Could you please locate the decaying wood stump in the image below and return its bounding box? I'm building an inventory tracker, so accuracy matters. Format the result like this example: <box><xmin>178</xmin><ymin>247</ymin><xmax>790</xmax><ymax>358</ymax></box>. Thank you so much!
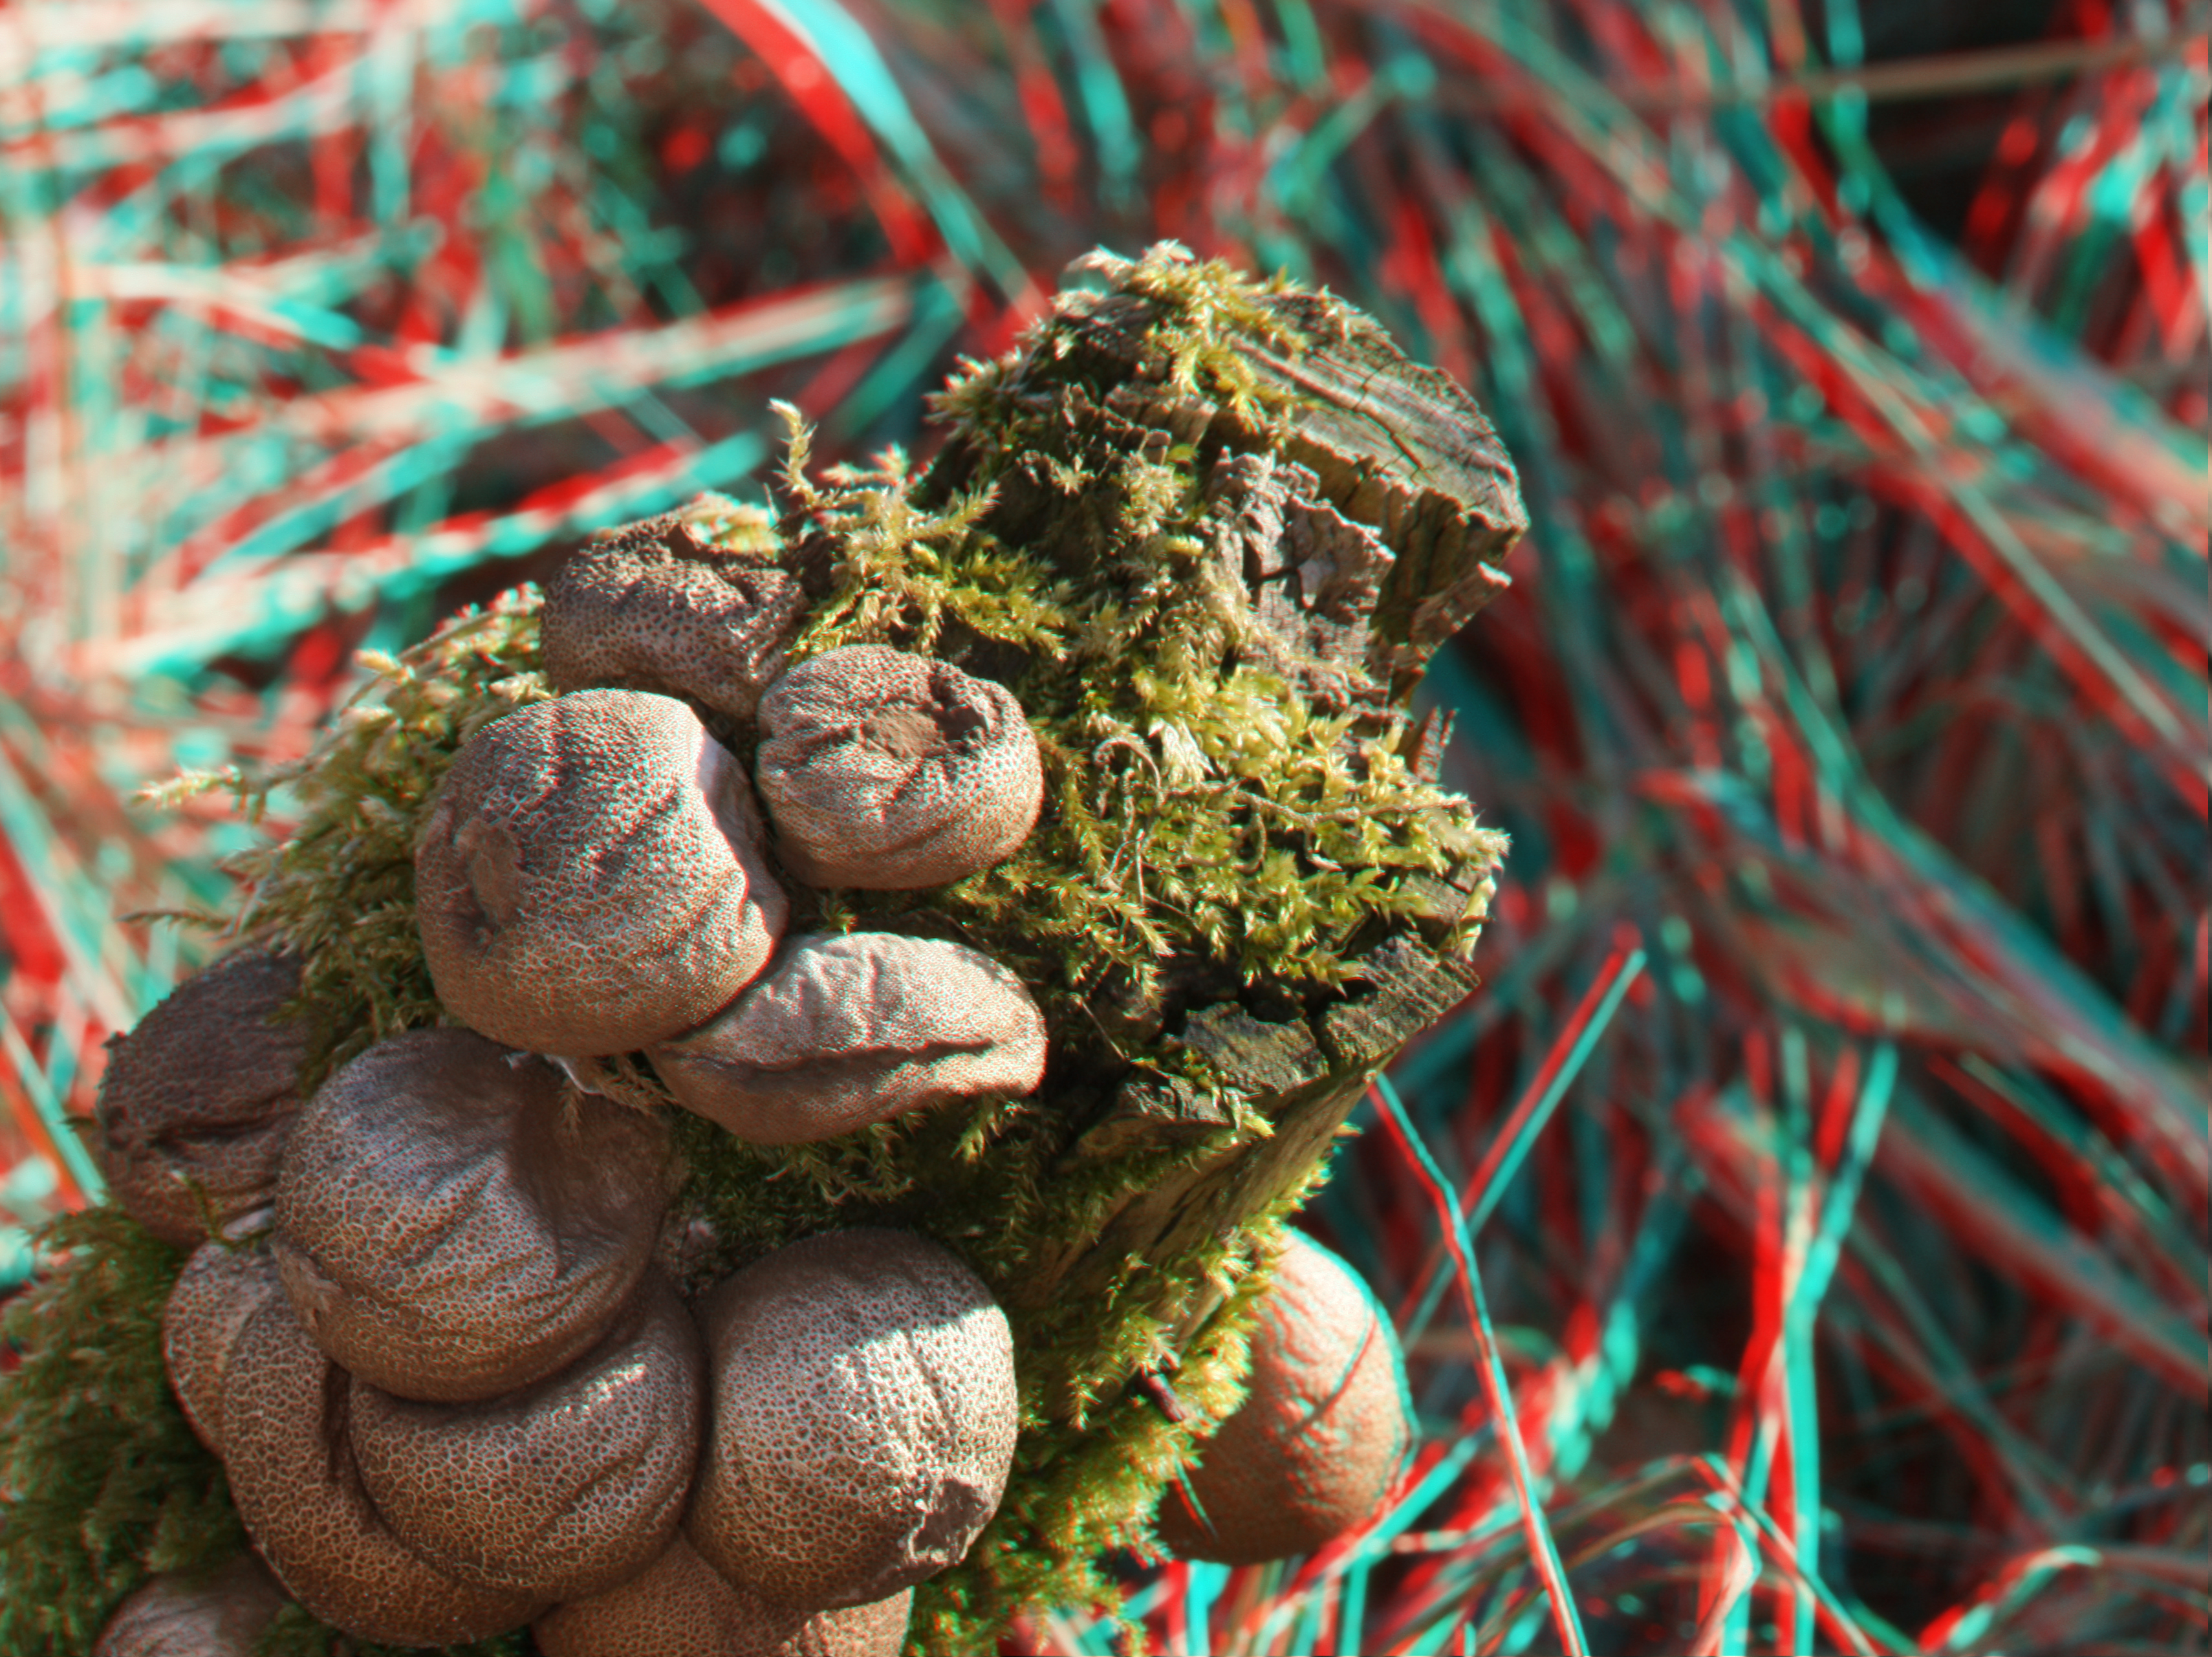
<box><xmin>913</xmin><ymin>246</ymin><xmax>1526</xmax><ymax>1408</ymax></box>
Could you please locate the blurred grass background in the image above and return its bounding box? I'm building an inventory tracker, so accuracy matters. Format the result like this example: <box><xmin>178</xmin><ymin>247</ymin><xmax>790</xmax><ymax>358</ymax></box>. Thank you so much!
<box><xmin>0</xmin><ymin>1</ymin><xmax>2204</xmax><ymax>1652</ymax></box>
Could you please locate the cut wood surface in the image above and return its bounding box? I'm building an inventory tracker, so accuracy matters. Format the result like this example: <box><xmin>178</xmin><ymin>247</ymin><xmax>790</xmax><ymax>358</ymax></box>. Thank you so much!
<box><xmin>1053</xmin><ymin>272</ymin><xmax>1529</xmax><ymax>687</ymax></box>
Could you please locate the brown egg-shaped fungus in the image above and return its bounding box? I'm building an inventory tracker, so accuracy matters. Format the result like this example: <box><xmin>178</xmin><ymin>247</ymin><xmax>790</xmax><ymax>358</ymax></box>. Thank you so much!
<box><xmin>92</xmin><ymin>1554</ymin><xmax>290</xmax><ymax>1657</ymax></box>
<box><xmin>534</xmin><ymin>1538</ymin><xmax>912</xmax><ymax>1657</ymax></box>
<box><xmin>416</xmin><ymin>688</ymin><xmax>787</xmax><ymax>1056</ymax></box>
<box><xmin>541</xmin><ymin>509</ymin><xmax>805</xmax><ymax>726</ymax></box>
<box><xmin>686</xmin><ymin>1228</ymin><xmax>1018</xmax><ymax>1611</ymax></box>
<box><xmin>754</xmin><ymin>646</ymin><xmax>1042</xmax><ymax>890</ymax></box>
<box><xmin>162</xmin><ymin>1240</ymin><xmax>281</xmax><ymax>1455</ymax></box>
<box><xmin>650</xmin><ymin>932</ymin><xmax>1046</xmax><ymax>1143</ymax></box>
<box><xmin>349</xmin><ymin>1271</ymin><xmax>702</xmax><ymax>1599</ymax></box>
<box><xmin>92</xmin><ymin>949</ymin><xmax>308</xmax><ymax>1249</ymax></box>
<box><xmin>219</xmin><ymin>1290</ymin><xmax>545</xmax><ymax>1645</ymax></box>
<box><xmin>1156</xmin><ymin>1230</ymin><xmax>1412</xmax><ymax>1563</ymax></box>
<box><xmin>272</xmin><ymin>1028</ymin><xmax>671</xmax><ymax>1403</ymax></box>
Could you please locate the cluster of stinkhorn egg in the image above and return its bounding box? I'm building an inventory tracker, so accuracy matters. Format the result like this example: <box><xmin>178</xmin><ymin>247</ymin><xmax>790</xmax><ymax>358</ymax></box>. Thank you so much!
<box><xmin>91</xmin><ymin>519</ymin><xmax>1416</xmax><ymax>1654</ymax></box>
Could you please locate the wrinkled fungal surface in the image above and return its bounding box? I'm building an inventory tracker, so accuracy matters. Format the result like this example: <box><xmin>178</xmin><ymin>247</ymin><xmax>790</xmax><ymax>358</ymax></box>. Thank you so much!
<box><xmin>754</xmin><ymin>646</ymin><xmax>1041</xmax><ymax>890</ymax></box>
<box><xmin>1156</xmin><ymin>1231</ymin><xmax>1411</xmax><ymax>1563</ymax></box>
<box><xmin>651</xmin><ymin>931</ymin><xmax>1047</xmax><ymax>1143</ymax></box>
<box><xmin>534</xmin><ymin>1538</ymin><xmax>913</xmax><ymax>1657</ymax></box>
<box><xmin>541</xmin><ymin>508</ymin><xmax>807</xmax><ymax>727</ymax></box>
<box><xmin>416</xmin><ymin>688</ymin><xmax>788</xmax><ymax>1056</ymax></box>
<box><xmin>272</xmin><ymin>1027</ymin><xmax>671</xmax><ymax>1402</ymax></box>
<box><xmin>349</xmin><ymin>1270</ymin><xmax>702</xmax><ymax>1599</ymax></box>
<box><xmin>218</xmin><ymin>1290</ymin><xmax>545</xmax><ymax>1645</ymax></box>
<box><xmin>162</xmin><ymin>1240</ymin><xmax>281</xmax><ymax>1455</ymax></box>
<box><xmin>785</xmin><ymin>1589</ymin><xmax>920</xmax><ymax>1657</ymax></box>
<box><xmin>91</xmin><ymin>1554</ymin><xmax>290</xmax><ymax>1657</ymax></box>
<box><xmin>91</xmin><ymin>949</ymin><xmax>309</xmax><ymax>1249</ymax></box>
<box><xmin>687</xmin><ymin>1228</ymin><xmax>1019</xmax><ymax>1611</ymax></box>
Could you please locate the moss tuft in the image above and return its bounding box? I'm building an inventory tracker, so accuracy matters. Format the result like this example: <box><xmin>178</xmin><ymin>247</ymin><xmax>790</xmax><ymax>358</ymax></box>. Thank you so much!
<box><xmin>0</xmin><ymin>1211</ymin><xmax>241</xmax><ymax>1656</ymax></box>
<box><xmin>773</xmin><ymin>404</ymin><xmax>1075</xmax><ymax>660</ymax></box>
<box><xmin>139</xmin><ymin>589</ymin><xmax>558</xmax><ymax>1094</ymax></box>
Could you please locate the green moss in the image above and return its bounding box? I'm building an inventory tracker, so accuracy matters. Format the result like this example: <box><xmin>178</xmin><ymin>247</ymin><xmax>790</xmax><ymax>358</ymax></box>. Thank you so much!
<box><xmin>10</xmin><ymin>252</ymin><xmax>1507</xmax><ymax>1654</ymax></box>
<box><xmin>0</xmin><ymin>1211</ymin><xmax>241</xmax><ymax>1656</ymax></box>
<box><xmin>933</xmin><ymin>243</ymin><xmax>1307</xmax><ymax>435</ymax></box>
<box><xmin>138</xmin><ymin>588</ymin><xmax>559</xmax><ymax>1094</ymax></box>
<box><xmin>774</xmin><ymin>407</ymin><xmax>1074</xmax><ymax>660</ymax></box>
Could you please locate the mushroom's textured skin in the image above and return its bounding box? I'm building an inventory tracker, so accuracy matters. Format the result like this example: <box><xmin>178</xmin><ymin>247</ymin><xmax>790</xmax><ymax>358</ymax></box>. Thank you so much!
<box><xmin>92</xmin><ymin>1554</ymin><xmax>290</xmax><ymax>1657</ymax></box>
<box><xmin>754</xmin><ymin>646</ymin><xmax>1042</xmax><ymax>890</ymax></box>
<box><xmin>162</xmin><ymin>1240</ymin><xmax>281</xmax><ymax>1455</ymax></box>
<box><xmin>91</xmin><ymin>949</ymin><xmax>308</xmax><ymax>1249</ymax></box>
<box><xmin>272</xmin><ymin>1027</ymin><xmax>671</xmax><ymax>1403</ymax></box>
<box><xmin>541</xmin><ymin>511</ymin><xmax>806</xmax><ymax>727</ymax></box>
<box><xmin>416</xmin><ymin>688</ymin><xmax>788</xmax><ymax>1056</ymax></box>
<box><xmin>350</xmin><ymin>1271</ymin><xmax>703</xmax><ymax>1599</ymax></box>
<box><xmin>686</xmin><ymin>1228</ymin><xmax>1019</xmax><ymax>1610</ymax></box>
<box><xmin>1156</xmin><ymin>1231</ymin><xmax>1412</xmax><ymax>1563</ymax></box>
<box><xmin>219</xmin><ymin>1291</ymin><xmax>545</xmax><ymax>1645</ymax></box>
<box><xmin>651</xmin><ymin>932</ymin><xmax>1047</xmax><ymax>1143</ymax></box>
<box><xmin>534</xmin><ymin>1539</ymin><xmax>913</xmax><ymax>1657</ymax></box>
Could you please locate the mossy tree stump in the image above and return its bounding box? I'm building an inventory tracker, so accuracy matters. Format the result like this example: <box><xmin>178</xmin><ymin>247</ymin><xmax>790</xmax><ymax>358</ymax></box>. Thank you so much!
<box><xmin>0</xmin><ymin>244</ymin><xmax>1525</xmax><ymax>1657</ymax></box>
<box><xmin>924</xmin><ymin>247</ymin><xmax>1524</xmax><ymax>1405</ymax></box>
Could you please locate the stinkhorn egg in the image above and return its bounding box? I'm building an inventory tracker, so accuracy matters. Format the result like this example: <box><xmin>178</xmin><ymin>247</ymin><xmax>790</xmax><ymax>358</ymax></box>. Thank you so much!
<box><xmin>348</xmin><ymin>1270</ymin><xmax>703</xmax><ymax>1600</ymax></box>
<box><xmin>1156</xmin><ymin>1231</ymin><xmax>1413</xmax><ymax>1563</ymax></box>
<box><xmin>272</xmin><ymin>1027</ymin><xmax>671</xmax><ymax>1402</ymax></box>
<box><xmin>162</xmin><ymin>1239</ymin><xmax>281</xmax><ymax>1457</ymax></box>
<box><xmin>754</xmin><ymin>646</ymin><xmax>1042</xmax><ymax>891</ymax></box>
<box><xmin>217</xmin><ymin>1290</ymin><xmax>547</xmax><ymax>1645</ymax></box>
<box><xmin>416</xmin><ymin>688</ymin><xmax>787</xmax><ymax>1056</ymax></box>
<box><xmin>686</xmin><ymin>1228</ymin><xmax>1019</xmax><ymax>1612</ymax></box>
<box><xmin>91</xmin><ymin>949</ymin><xmax>308</xmax><ymax>1250</ymax></box>
<box><xmin>651</xmin><ymin>931</ymin><xmax>1047</xmax><ymax>1144</ymax></box>
<box><xmin>534</xmin><ymin>1537</ymin><xmax>913</xmax><ymax>1657</ymax></box>
<box><xmin>540</xmin><ymin>509</ymin><xmax>806</xmax><ymax>728</ymax></box>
